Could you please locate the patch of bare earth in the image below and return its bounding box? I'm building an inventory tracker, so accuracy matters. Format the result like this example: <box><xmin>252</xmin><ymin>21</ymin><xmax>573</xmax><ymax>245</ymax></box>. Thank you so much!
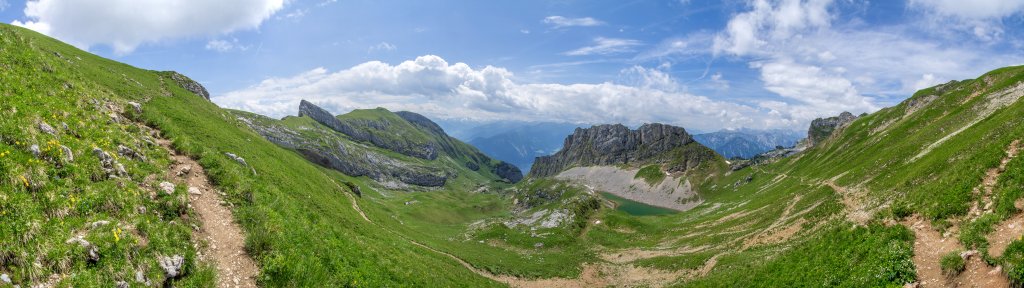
<box><xmin>159</xmin><ymin>139</ymin><xmax>258</xmax><ymax>288</ymax></box>
<box><xmin>823</xmin><ymin>178</ymin><xmax>871</xmax><ymax>225</ymax></box>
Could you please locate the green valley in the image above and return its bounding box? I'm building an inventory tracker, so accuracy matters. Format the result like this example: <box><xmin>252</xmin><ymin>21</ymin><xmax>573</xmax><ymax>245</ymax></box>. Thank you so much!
<box><xmin>3</xmin><ymin>7</ymin><xmax>1024</xmax><ymax>288</ymax></box>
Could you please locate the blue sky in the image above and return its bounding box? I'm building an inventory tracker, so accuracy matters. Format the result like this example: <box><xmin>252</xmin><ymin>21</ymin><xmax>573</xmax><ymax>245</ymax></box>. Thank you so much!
<box><xmin>3</xmin><ymin>0</ymin><xmax>1023</xmax><ymax>131</ymax></box>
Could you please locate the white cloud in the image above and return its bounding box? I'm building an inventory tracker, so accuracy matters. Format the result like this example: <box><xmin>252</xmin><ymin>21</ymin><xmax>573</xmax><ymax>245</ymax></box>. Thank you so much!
<box><xmin>368</xmin><ymin>42</ymin><xmax>397</xmax><ymax>53</ymax></box>
<box><xmin>909</xmin><ymin>0</ymin><xmax>1024</xmax><ymax>42</ymax></box>
<box><xmin>543</xmin><ymin>16</ymin><xmax>605</xmax><ymax>28</ymax></box>
<box><xmin>705</xmin><ymin>0</ymin><xmax>1024</xmax><ymax>123</ymax></box>
<box><xmin>709</xmin><ymin>72</ymin><xmax>730</xmax><ymax>90</ymax></box>
<box><xmin>566</xmin><ymin>37</ymin><xmax>642</xmax><ymax>56</ymax></box>
<box><xmin>912</xmin><ymin>74</ymin><xmax>940</xmax><ymax>91</ymax></box>
<box><xmin>205</xmin><ymin>38</ymin><xmax>249</xmax><ymax>52</ymax></box>
<box><xmin>280</xmin><ymin>8</ymin><xmax>307</xmax><ymax>20</ymax></box>
<box><xmin>215</xmin><ymin>55</ymin><xmax>777</xmax><ymax>131</ymax></box>
<box><xmin>713</xmin><ymin>0</ymin><xmax>833</xmax><ymax>56</ymax></box>
<box><xmin>11</xmin><ymin>0</ymin><xmax>285</xmax><ymax>54</ymax></box>
<box><xmin>909</xmin><ymin>0</ymin><xmax>1024</xmax><ymax>19</ymax></box>
<box><xmin>755</xmin><ymin>59</ymin><xmax>877</xmax><ymax>116</ymax></box>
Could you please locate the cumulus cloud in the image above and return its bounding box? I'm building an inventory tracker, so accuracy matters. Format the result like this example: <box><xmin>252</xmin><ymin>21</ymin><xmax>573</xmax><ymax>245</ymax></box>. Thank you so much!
<box><xmin>706</xmin><ymin>0</ymin><xmax>1024</xmax><ymax>123</ymax></box>
<box><xmin>543</xmin><ymin>16</ymin><xmax>605</xmax><ymax>28</ymax></box>
<box><xmin>215</xmin><ymin>55</ymin><xmax>775</xmax><ymax>131</ymax></box>
<box><xmin>713</xmin><ymin>0</ymin><xmax>832</xmax><ymax>56</ymax></box>
<box><xmin>566</xmin><ymin>37</ymin><xmax>643</xmax><ymax>56</ymax></box>
<box><xmin>11</xmin><ymin>0</ymin><xmax>285</xmax><ymax>53</ymax></box>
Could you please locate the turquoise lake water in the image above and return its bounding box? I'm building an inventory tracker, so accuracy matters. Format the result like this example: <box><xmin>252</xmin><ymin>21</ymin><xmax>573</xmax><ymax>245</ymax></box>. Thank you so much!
<box><xmin>599</xmin><ymin>192</ymin><xmax>678</xmax><ymax>216</ymax></box>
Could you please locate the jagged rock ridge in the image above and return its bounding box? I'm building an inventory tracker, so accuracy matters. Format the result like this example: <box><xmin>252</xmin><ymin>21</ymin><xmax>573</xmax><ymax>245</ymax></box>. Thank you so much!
<box><xmin>807</xmin><ymin>111</ymin><xmax>858</xmax><ymax>147</ymax></box>
<box><xmin>529</xmin><ymin>123</ymin><xmax>717</xmax><ymax>178</ymax></box>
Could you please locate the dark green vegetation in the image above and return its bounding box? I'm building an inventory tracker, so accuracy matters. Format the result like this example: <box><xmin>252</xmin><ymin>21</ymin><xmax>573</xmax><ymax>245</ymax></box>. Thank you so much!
<box><xmin>600</xmin><ymin>192</ymin><xmax>677</xmax><ymax>216</ymax></box>
<box><xmin>635</xmin><ymin>164</ymin><xmax>667</xmax><ymax>185</ymax></box>
<box><xmin>941</xmin><ymin>251</ymin><xmax>966</xmax><ymax>277</ymax></box>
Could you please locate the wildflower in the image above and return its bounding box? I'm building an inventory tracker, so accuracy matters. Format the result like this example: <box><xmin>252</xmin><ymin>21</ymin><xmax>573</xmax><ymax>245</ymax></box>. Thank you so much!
<box><xmin>113</xmin><ymin>227</ymin><xmax>122</xmax><ymax>243</ymax></box>
<box><xmin>19</xmin><ymin>175</ymin><xmax>28</xmax><ymax>187</ymax></box>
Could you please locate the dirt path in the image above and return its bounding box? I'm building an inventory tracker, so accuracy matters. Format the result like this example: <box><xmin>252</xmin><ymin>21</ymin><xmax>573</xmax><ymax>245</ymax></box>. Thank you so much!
<box><xmin>989</xmin><ymin>199</ymin><xmax>1024</xmax><ymax>258</ymax></box>
<box><xmin>903</xmin><ymin>215</ymin><xmax>1009</xmax><ymax>287</ymax></box>
<box><xmin>159</xmin><ymin>139</ymin><xmax>258</xmax><ymax>288</ymax></box>
<box><xmin>985</xmin><ymin>140</ymin><xmax>1023</xmax><ymax>258</ymax></box>
<box><xmin>823</xmin><ymin>178</ymin><xmax>871</xmax><ymax>225</ymax></box>
<box><xmin>904</xmin><ymin>216</ymin><xmax>961</xmax><ymax>287</ymax></box>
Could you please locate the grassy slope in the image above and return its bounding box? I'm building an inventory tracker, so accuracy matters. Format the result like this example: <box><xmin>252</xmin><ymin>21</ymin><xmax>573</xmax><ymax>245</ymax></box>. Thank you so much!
<box><xmin>446</xmin><ymin>66</ymin><xmax>1024</xmax><ymax>286</ymax></box>
<box><xmin>0</xmin><ymin>24</ymin><xmax>501</xmax><ymax>287</ymax></box>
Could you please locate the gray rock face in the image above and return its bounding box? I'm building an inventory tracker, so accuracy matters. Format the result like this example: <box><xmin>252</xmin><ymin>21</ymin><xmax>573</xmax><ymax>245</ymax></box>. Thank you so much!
<box><xmin>529</xmin><ymin>123</ymin><xmax>710</xmax><ymax>178</ymax></box>
<box><xmin>168</xmin><ymin>71</ymin><xmax>210</xmax><ymax>100</ymax></box>
<box><xmin>238</xmin><ymin>113</ymin><xmax>450</xmax><ymax>187</ymax></box>
<box><xmin>298</xmin><ymin>100</ymin><xmax>438</xmax><ymax>160</ymax></box>
<box><xmin>807</xmin><ymin>111</ymin><xmax>858</xmax><ymax>147</ymax></box>
<box><xmin>493</xmin><ymin>162</ymin><xmax>523</xmax><ymax>183</ymax></box>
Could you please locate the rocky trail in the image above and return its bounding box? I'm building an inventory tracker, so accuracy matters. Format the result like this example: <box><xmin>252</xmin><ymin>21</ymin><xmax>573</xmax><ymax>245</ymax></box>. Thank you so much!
<box><xmin>904</xmin><ymin>215</ymin><xmax>1006</xmax><ymax>288</ymax></box>
<box><xmin>900</xmin><ymin>140</ymin><xmax>1023</xmax><ymax>287</ymax></box>
<box><xmin>158</xmin><ymin>138</ymin><xmax>258</xmax><ymax>288</ymax></box>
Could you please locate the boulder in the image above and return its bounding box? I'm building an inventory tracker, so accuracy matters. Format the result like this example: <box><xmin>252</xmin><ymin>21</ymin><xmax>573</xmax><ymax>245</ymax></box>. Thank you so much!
<box><xmin>159</xmin><ymin>182</ymin><xmax>175</xmax><ymax>194</ymax></box>
<box><xmin>39</xmin><ymin>122</ymin><xmax>57</xmax><ymax>135</ymax></box>
<box><xmin>158</xmin><ymin>255</ymin><xmax>185</xmax><ymax>278</ymax></box>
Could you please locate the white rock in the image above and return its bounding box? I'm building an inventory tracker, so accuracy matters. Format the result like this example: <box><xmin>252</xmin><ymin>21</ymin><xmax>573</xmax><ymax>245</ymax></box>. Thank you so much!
<box><xmin>188</xmin><ymin>187</ymin><xmax>202</xmax><ymax>195</ymax></box>
<box><xmin>159</xmin><ymin>182</ymin><xmax>175</xmax><ymax>194</ymax></box>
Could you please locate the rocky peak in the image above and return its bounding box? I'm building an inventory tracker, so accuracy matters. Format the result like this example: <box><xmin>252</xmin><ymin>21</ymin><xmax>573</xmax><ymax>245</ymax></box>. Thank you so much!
<box><xmin>806</xmin><ymin>111</ymin><xmax>858</xmax><ymax>147</ymax></box>
<box><xmin>166</xmin><ymin>71</ymin><xmax>210</xmax><ymax>100</ymax></box>
<box><xmin>529</xmin><ymin>123</ymin><xmax>706</xmax><ymax>178</ymax></box>
<box><xmin>395</xmin><ymin>111</ymin><xmax>445</xmax><ymax>136</ymax></box>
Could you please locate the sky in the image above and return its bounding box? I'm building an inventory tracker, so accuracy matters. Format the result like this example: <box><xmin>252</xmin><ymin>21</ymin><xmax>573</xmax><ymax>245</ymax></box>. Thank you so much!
<box><xmin>2</xmin><ymin>0</ymin><xmax>1024</xmax><ymax>132</ymax></box>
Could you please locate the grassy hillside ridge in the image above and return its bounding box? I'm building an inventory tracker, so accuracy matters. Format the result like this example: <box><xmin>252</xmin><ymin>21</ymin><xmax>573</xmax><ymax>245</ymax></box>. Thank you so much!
<box><xmin>231</xmin><ymin>104</ymin><xmax>520</xmax><ymax>187</ymax></box>
<box><xmin>0</xmin><ymin>23</ymin><xmax>502</xmax><ymax>287</ymax></box>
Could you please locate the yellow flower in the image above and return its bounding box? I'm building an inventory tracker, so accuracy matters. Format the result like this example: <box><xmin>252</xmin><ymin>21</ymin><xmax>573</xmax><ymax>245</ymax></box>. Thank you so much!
<box><xmin>19</xmin><ymin>175</ymin><xmax>29</xmax><ymax>187</ymax></box>
<box><xmin>113</xmin><ymin>227</ymin><xmax>122</xmax><ymax>243</ymax></box>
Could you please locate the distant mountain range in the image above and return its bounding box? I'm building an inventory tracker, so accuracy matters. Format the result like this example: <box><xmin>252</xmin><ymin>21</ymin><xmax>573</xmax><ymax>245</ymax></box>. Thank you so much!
<box><xmin>692</xmin><ymin>129</ymin><xmax>805</xmax><ymax>159</ymax></box>
<box><xmin>441</xmin><ymin>120</ymin><xmax>804</xmax><ymax>170</ymax></box>
<box><xmin>438</xmin><ymin>121</ymin><xmax>580</xmax><ymax>172</ymax></box>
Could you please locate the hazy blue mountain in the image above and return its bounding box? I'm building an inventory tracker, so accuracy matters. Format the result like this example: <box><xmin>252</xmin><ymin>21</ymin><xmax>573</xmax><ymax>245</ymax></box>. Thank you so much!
<box><xmin>437</xmin><ymin>120</ymin><xmax>580</xmax><ymax>171</ymax></box>
<box><xmin>694</xmin><ymin>129</ymin><xmax>804</xmax><ymax>159</ymax></box>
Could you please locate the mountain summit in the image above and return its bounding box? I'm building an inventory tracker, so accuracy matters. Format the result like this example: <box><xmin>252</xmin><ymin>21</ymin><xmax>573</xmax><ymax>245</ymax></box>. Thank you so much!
<box><xmin>529</xmin><ymin>123</ymin><xmax>717</xmax><ymax>178</ymax></box>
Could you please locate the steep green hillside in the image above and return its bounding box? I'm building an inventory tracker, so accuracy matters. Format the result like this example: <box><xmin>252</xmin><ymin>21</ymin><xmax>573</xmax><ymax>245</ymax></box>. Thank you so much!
<box><xmin>231</xmin><ymin>103</ymin><xmax>521</xmax><ymax>189</ymax></box>
<box><xmin>0</xmin><ymin>23</ymin><xmax>502</xmax><ymax>287</ymax></box>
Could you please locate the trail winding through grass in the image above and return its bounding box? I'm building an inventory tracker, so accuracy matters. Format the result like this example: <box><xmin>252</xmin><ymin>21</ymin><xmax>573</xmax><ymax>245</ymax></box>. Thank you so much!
<box><xmin>158</xmin><ymin>138</ymin><xmax>259</xmax><ymax>288</ymax></box>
